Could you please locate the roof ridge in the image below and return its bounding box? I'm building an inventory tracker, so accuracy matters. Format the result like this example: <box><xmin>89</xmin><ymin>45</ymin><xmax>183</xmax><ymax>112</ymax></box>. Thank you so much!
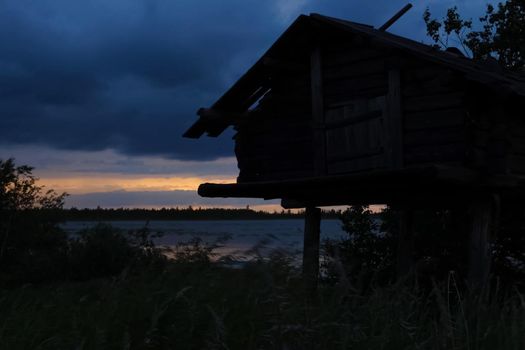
<box><xmin>309</xmin><ymin>13</ymin><xmax>374</xmax><ymax>29</ymax></box>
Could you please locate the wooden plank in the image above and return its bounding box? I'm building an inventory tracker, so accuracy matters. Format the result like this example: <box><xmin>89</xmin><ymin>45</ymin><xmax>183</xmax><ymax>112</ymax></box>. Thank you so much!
<box><xmin>238</xmin><ymin>169</ymin><xmax>314</xmax><ymax>183</ymax></box>
<box><xmin>404</xmin><ymin>109</ymin><xmax>465</xmax><ymax>130</ymax></box>
<box><xmin>327</xmin><ymin>147</ymin><xmax>384</xmax><ymax>163</ymax></box>
<box><xmin>404</xmin><ymin>143</ymin><xmax>466</xmax><ymax>165</ymax></box>
<box><xmin>311</xmin><ymin>46</ymin><xmax>326</xmax><ymax>176</ymax></box>
<box><xmin>404</xmin><ymin>92</ymin><xmax>464</xmax><ymax>113</ymax></box>
<box><xmin>323</xmin><ymin>59</ymin><xmax>386</xmax><ymax>80</ymax></box>
<box><xmin>326</xmin><ymin>118</ymin><xmax>384</xmax><ymax>161</ymax></box>
<box><xmin>404</xmin><ymin>127</ymin><xmax>465</xmax><ymax>147</ymax></box>
<box><xmin>198</xmin><ymin>165</ymin><xmax>488</xmax><ymax>199</ymax></box>
<box><xmin>323</xmin><ymin>48</ymin><xmax>386</xmax><ymax>67</ymax></box>
<box><xmin>326</xmin><ymin>95</ymin><xmax>386</xmax><ymax>110</ymax></box>
<box><xmin>402</xmin><ymin>69</ymin><xmax>458</xmax><ymax>97</ymax></box>
<box><xmin>324</xmin><ymin>73</ymin><xmax>387</xmax><ymax>94</ymax></box>
<box><xmin>405</xmin><ymin>144</ymin><xmax>466</xmax><ymax>163</ymax></box>
<box><xmin>326</xmin><ymin>96</ymin><xmax>384</xmax><ymax>118</ymax></box>
<box><xmin>239</xmin><ymin>85</ymin><xmax>272</xmax><ymax>112</ymax></box>
<box><xmin>238</xmin><ymin>155</ymin><xmax>314</xmax><ymax>172</ymax></box>
<box><xmin>402</xmin><ymin>65</ymin><xmax>453</xmax><ymax>82</ymax></box>
<box><xmin>325</xmin><ymin>89</ymin><xmax>388</xmax><ymax>107</ymax></box>
<box><xmin>327</xmin><ymin>154</ymin><xmax>386</xmax><ymax>174</ymax></box>
<box><xmin>324</xmin><ymin>110</ymin><xmax>382</xmax><ymax>129</ymax></box>
<box><xmin>323</xmin><ymin>95</ymin><xmax>387</xmax><ymax>174</ymax></box>
<box><xmin>303</xmin><ymin>207</ymin><xmax>321</xmax><ymax>292</ymax></box>
<box><xmin>386</xmin><ymin>69</ymin><xmax>403</xmax><ymax>168</ymax></box>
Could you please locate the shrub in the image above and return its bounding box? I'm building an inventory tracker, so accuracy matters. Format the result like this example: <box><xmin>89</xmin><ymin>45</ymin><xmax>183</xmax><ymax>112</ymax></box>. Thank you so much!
<box><xmin>68</xmin><ymin>223</ymin><xmax>167</xmax><ymax>281</ymax></box>
<box><xmin>322</xmin><ymin>205</ymin><xmax>396</xmax><ymax>287</ymax></box>
<box><xmin>326</xmin><ymin>204</ymin><xmax>525</xmax><ymax>290</ymax></box>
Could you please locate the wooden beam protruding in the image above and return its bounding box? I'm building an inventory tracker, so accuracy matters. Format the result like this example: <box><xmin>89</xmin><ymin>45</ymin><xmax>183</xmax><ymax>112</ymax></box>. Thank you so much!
<box><xmin>379</xmin><ymin>4</ymin><xmax>413</xmax><ymax>31</ymax></box>
<box><xmin>197</xmin><ymin>108</ymin><xmax>250</xmax><ymax>125</ymax></box>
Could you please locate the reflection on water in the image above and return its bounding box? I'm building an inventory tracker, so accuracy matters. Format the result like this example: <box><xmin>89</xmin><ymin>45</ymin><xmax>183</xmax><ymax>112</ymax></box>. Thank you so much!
<box><xmin>62</xmin><ymin>219</ymin><xmax>346</xmax><ymax>262</ymax></box>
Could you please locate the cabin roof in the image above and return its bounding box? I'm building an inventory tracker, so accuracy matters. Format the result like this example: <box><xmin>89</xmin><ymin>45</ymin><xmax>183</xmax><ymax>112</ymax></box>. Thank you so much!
<box><xmin>183</xmin><ymin>13</ymin><xmax>525</xmax><ymax>139</ymax></box>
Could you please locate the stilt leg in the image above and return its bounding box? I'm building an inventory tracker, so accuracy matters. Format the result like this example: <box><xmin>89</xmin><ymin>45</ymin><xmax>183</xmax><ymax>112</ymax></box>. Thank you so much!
<box><xmin>397</xmin><ymin>209</ymin><xmax>415</xmax><ymax>278</ymax></box>
<box><xmin>468</xmin><ymin>195</ymin><xmax>496</xmax><ymax>289</ymax></box>
<box><xmin>303</xmin><ymin>206</ymin><xmax>321</xmax><ymax>292</ymax></box>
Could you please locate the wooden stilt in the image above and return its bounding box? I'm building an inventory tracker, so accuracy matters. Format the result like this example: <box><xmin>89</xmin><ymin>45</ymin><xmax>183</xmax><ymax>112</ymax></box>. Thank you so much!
<box><xmin>468</xmin><ymin>195</ymin><xmax>496</xmax><ymax>289</ymax></box>
<box><xmin>397</xmin><ymin>209</ymin><xmax>415</xmax><ymax>278</ymax></box>
<box><xmin>303</xmin><ymin>206</ymin><xmax>321</xmax><ymax>292</ymax></box>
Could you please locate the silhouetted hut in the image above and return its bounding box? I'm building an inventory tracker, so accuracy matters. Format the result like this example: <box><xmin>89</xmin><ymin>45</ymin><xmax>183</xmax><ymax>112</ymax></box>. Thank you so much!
<box><xmin>184</xmin><ymin>13</ymin><xmax>525</xmax><ymax>288</ymax></box>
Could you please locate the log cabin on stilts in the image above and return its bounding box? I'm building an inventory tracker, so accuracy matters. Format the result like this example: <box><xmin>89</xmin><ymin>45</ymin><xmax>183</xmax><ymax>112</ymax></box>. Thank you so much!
<box><xmin>183</xmin><ymin>8</ymin><xmax>525</xmax><ymax>290</ymax></box>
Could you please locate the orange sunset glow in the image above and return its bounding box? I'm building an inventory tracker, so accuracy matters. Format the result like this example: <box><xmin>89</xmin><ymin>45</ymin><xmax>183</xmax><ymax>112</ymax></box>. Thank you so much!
<box><xmin>38</xmin><ymin>175</ymin><xmax>236</xmax><ymax>195</ymax></box>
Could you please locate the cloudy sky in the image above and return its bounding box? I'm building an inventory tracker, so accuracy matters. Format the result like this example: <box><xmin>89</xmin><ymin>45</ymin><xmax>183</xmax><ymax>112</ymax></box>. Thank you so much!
<box><xmin>0</xmin><ymin>0</ymin><xmax>486</xmax><ymax>209</ymax></box>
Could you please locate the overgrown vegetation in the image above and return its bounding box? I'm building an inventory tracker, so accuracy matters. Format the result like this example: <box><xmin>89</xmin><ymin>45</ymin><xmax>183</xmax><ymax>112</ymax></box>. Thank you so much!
<box><xmin>2</xmin><ymin>158</ymin><xmax>525</xmax><ymax>348</ymax></box>
<box><xmin>0</xmin><ymin>158</ymin><xmax>167</xmax><ymax>285</ymax></box>
<box><xmin>1</xmin><ymin>158</ymin><xmax>69</xmax><ymax>284</ymax></box>
<box><xmin>0</xmin><ymin>248</ymin><xmax>524</xmax><ymax>349</ymax></box>
<box><xmin>324</xmin><ymin>205</ymin><xmax>525</xmax><ymax>290</ymax></box>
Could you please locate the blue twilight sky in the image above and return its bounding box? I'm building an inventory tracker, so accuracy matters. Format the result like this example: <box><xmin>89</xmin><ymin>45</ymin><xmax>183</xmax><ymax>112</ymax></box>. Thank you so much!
<box><xmin>0</xmin><ymin>0</ymin><xmax>489</xmax><ymax>209</ymax></box>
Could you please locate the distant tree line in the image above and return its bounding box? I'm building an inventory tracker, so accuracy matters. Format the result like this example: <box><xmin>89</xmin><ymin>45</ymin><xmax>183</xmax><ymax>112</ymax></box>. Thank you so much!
<box><xmin>58</xmin><ymin>206</ymin><xmax>342</xmax><ymax>221</ymax></box>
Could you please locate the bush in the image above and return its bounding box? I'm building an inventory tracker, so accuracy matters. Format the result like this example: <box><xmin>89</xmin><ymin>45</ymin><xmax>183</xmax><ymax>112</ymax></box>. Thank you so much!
<box><xmin>326</xmin><ymin>204</ymin><xmax>525</xmax><ymax>289</ymax></box>
<box><xmin>68</xmin><ymin>223</ymin><xmax>167</xmax><ymax>281</ymax></box>
<box><xmin>322</xmin><ymin>205</ymin><xmax>396</xmax><ymax>287</ymax></box>
<box><xmin>1</xmin><ymin>158</ymin><xmax>167</xmax><ymax>284</ymax></box>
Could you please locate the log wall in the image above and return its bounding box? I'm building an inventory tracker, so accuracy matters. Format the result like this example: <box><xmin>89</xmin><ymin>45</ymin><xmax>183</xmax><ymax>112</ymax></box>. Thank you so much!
<box><xmin>234</xmin><ymin>66</ymin><xmax>314</xmax><ymax>182</ymax></box>
<box><xmin>233</xmin><ymin>31</ymin><xmax>522</xmax><ymax>183</ymax></box>
<box><xmin>500</xmin><ymin>98</ymin><xmax>525</xmax><ymax>175</ymax></box>
<box><xmin>401</xmin><ymin>62</ymin><xmax>468</xmax><ymax>167</ymax></box>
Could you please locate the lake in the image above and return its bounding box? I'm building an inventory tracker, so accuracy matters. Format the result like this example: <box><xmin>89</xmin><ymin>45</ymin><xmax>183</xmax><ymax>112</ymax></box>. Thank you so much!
<box><xmin>62</xmin><ymin>219</ymin><xmax>347</xmax><ymax>261</ymax></box>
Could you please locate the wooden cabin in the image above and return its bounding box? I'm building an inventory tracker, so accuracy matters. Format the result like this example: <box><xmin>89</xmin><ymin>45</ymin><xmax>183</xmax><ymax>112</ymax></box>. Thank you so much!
<box><xmin>184</xmin><ymin>13</ymin><xmax>525</xmax><ymax>287</ymax></box>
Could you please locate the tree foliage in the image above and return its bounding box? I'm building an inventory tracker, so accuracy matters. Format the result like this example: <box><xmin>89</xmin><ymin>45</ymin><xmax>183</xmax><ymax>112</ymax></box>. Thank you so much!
<box><xmin>423</xmin><ymin>1</ymin><xmax>525</xmax><ymax>71</ymax></box>
<box><xmin>0</xmin><ymin>158</ymin><xmax>69</xmax><ymax>283</ymax></box>
<box><xmin>0</xmin><ymin>158</ymin><xmax>66</xmax><ymax>211</ymax></box>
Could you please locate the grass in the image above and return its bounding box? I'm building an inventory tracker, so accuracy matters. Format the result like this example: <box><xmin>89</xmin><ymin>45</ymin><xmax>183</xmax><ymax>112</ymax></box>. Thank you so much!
<box><xmin>0</xmin><ymin>255</ymin><xmax>524</xmax><ymax>350</ymax></box>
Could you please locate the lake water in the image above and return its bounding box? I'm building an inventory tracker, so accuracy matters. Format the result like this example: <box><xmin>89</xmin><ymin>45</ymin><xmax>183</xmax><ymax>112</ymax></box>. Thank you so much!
<box><xmin>62</xmin><ymin>219</ymin><xmax>347</xmax><ymax>261</ymax></box>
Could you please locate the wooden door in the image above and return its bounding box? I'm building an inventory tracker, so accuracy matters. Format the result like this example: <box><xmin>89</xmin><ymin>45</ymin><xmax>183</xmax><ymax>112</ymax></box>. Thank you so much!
<box><xmin>324</xmin><ymin>96</ymin><xmax>387</xmax><ymax>174</ymax></box>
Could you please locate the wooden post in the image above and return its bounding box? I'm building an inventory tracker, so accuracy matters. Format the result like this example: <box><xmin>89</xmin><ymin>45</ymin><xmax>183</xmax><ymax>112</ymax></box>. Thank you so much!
<box><xmin>397</xmin><ymin>209</ymin><xmax>415</xmax><ymax>278</ymax></box>
<box><xmin>468</xmin><ymin>195</ymin><xmax>496</xmax><ymax>289</ymax></box>
<box><xmin>310</xmin><ymin>46</ymin><xmax>326</xmax><ymax>176</ymax></box>
<box><xmin>386</xmin><ymin>69</ymin><xmax>403</xmax><ymax>169</ymax></box>
<box><xmin>303</xmin><ymin>206</ymin><xmax>321</xmax><ymax>291</ymax></box>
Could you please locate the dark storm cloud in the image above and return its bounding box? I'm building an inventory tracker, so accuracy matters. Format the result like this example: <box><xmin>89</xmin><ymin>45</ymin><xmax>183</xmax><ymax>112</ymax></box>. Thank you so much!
<box><xmin>0</xmin><ymin>0</ymin><xmax>284</xmax><ymax>160</ymax></box>
<box><xmin>0</xmin><ymin>0</ymin><xmax>478</xmax><ymax>161</ymax></box>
